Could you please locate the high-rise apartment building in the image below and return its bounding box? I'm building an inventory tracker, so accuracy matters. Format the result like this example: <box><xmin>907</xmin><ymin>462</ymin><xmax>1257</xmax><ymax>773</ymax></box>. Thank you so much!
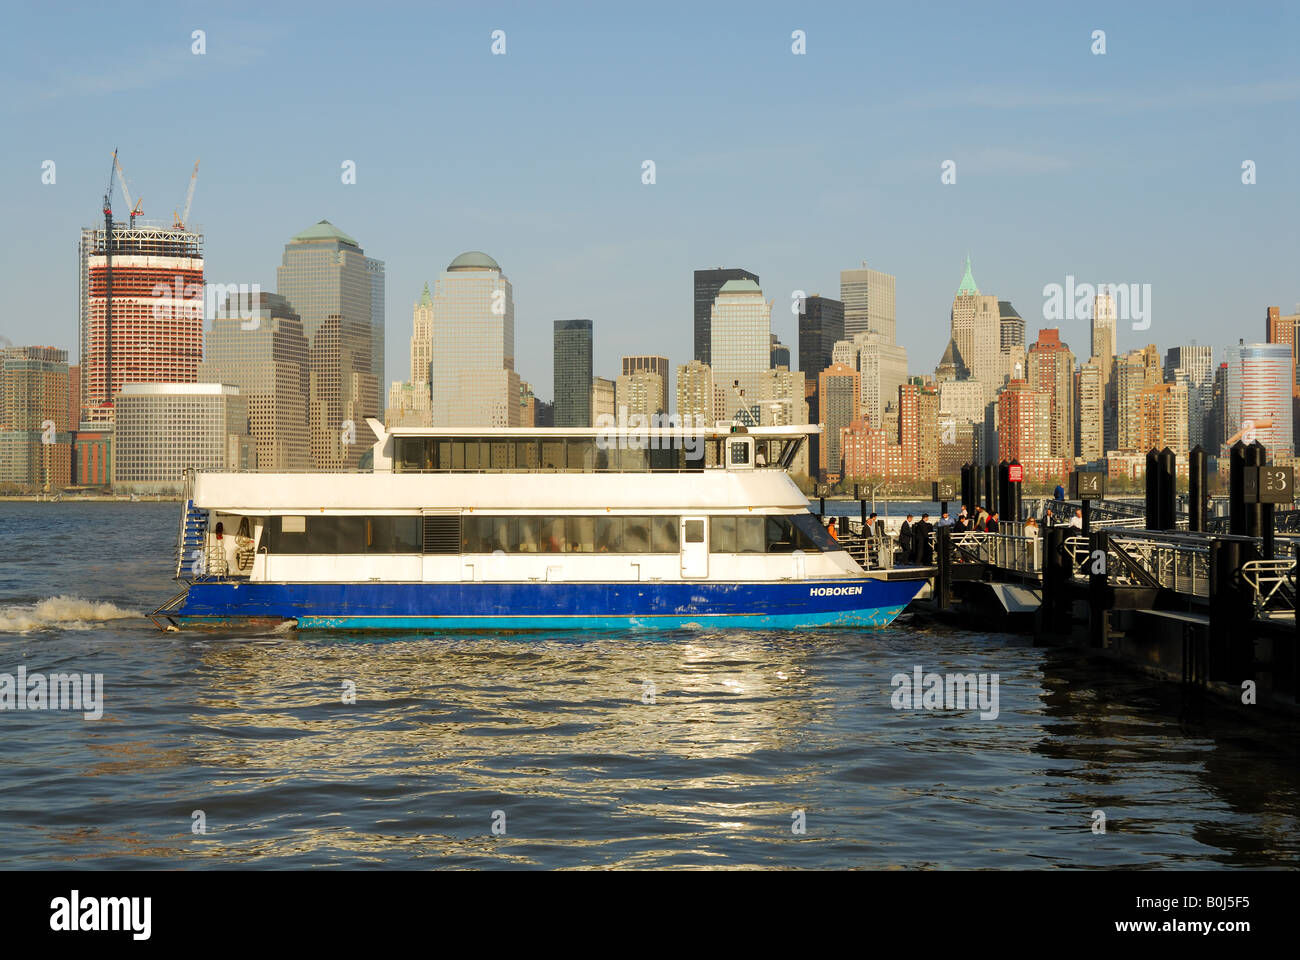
<box><xmin>840</xmin><ymin>263</ymin><xmax>896</xmax><ymax>343</ymax></box>
<box><xmin>79</xmin><ymin>219</ymin><xmax>203</xmax><ymax>421</ymax></box>
<box><xmin>1026</xmin><ymin>328</ymin><xmax>1075</xmax><ymax>458</ymax></box>
<box><xmin>1224</xmin><ymin>342</ymin><xmax>1294</xmax><ymax>458</ymax></box>
<box><xmin>615</xmin><ymin>369</ymin><xmax>666</xmax><ymax>420</ymax></box>
<box><xmin>694</xmin><ymin>267</ymin><xmax>758</xmax><ymax>365</ymax></box>
<box><xmin>817</xmin><ymin>362</ymin><xmax>860</xmax><ymax>479</ymax></box>
<box><xmin>1265</xmin><ymin>305</ymin><xmax>1300</xmax><ymax>396</ymax></box>
<box><xmin>276</xmin><ymin>220</ymin><xmax>384</xmax><ymax>414</ymax></box>
<box><xmin>1137</xmin><ymin>382</ymin><xmax>1190</xmax><ymax>456</ymax></box>
<box><xmin>677</xmin><ymin>360</ymin><xmax>715</xmax><ymax>425</ymax></box>
<box><xmin>899</xmin><ymin>383</ymin><xmax>939</xmax><ymax>481</ymax></box>
<box><xmin>854</xmin><ymin>332</ymin><xmax>909</xmax><ymax>428</ymax></box>
<box><xmin>198</xmin><ymin>292</ymin><xmax>310</xmax><ymax>472</ymax></box>
<box><xmin>554</xmin><ymin>319</ymin><xmax>594</xmax><ymax>427</ymax></box>
<box><xmin>1164</xmin><ymin>344</ymin><xmax>1213</xmax><ymax>448</ymax></box>
<box><xmin>426</xmin><ymin>252</ymin><xmax>521</xmax><ymax>428</ymax></box>
<box><xmin>1076</xmin><ymin>360</ymin><xmax>1104</xmax><ymax>461</ymax></box>
<box><xmin>622</xmin><ymin>355</ymin><xmax>670</xmax><ymax>409</ymax></box>
<box><xmin>0</xmin><ymin>346</ymin><xmax>71</xmax><ymax>489</ymax></box>
<box><xmin>797</xmin><ymin>295</ymin><xmax>844</xmax><ymax>382</ymax></box>
<box><xmin>590</xmin><ymin>376</ymin><xmax>615</xmax><ymax>425</ymax></box>
<box><xmin>1115</xmin><ymin>345</ymin><xmax>1162</xmax><ymax>451</ymax></box>
<box><xmin>309</xmin><ymin>317</ymin><xmax>378</xmax><ymax>470</ymax></box>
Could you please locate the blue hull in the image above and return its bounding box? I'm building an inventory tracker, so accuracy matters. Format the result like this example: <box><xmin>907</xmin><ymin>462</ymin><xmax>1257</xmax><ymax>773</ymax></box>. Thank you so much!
<box><xmin>166</xmin><ymin>578</ymin><xmax>923</xmax><ymax>631</ymax></box>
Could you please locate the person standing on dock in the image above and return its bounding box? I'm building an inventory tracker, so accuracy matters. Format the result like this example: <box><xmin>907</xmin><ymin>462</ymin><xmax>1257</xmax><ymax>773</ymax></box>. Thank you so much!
<box><xmin>1024</xmin><ymin>517</ymin><xmax>1040</xmax><ymax>536</ymax></box>
<box><xmin>987</xmin><ymin>512</ymin><xmax>999</xmax><ymax>532</ymax></box>
<box><xmin>1068</xmin><ymin>508</ymin><xmax>1083</xmax><ymax>529</ymax></box>
<box><xmin>912</xmin><ymin>513</ymin><xmax>933</xmax><ymax>564</ymax></box>
<box><xmin>898</xmin><ymin>514</ymin><xmax>914</xmax><ymax>561</ymax></box>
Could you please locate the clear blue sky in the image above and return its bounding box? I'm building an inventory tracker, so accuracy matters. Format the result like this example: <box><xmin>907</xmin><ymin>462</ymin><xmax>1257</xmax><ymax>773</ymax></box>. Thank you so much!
<box><xmin>2</xmin><ymin>0</ymin><xmax>1296</xmax><ymax>400</ymax></box>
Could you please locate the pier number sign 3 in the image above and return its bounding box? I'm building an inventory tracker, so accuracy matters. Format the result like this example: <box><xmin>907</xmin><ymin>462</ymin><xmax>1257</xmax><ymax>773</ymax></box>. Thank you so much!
<box><xmin>1070</xmin><ymin>471</ymin><xmax>1105</xmax><ymax>499</ymax></box>
<box><xmin>1243</xmin><ymin>465</ymin><xmax>1294</xmax><ymax>504</ymax></box>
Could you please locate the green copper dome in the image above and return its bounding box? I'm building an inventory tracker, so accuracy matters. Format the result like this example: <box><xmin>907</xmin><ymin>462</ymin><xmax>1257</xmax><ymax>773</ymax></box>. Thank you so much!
<box><xmin>291</xmin><ymin>219</ymin><xmax>359</xmax><ymax>246</ymax></box>
<box><xmin>447</xmin><ymin>251</ymin><xmax>501</xmax><ymax>271</ymax></box>
<box><xmin>956</xmin><ymin>254</ymin><xmax>978</xmax><ymax>296</ymax></box>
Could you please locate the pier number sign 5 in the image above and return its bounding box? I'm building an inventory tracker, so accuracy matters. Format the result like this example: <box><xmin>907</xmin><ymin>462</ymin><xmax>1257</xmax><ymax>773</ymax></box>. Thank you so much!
<box><xmin>1243</xmin><ymin>465</ymin><xmax>1294</xmax><ymax>504</ymax></box>
<box><xmin>1070</xmin><ymin>471</ymin><xmax>1105</xmax><ymax>499</ymax></box>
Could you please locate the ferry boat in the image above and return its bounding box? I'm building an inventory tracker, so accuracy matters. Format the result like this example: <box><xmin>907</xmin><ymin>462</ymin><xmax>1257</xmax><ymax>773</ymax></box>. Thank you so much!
<box><xmin>150</xmin><ymin>420</ymin><xmax>927</xmax><ymax>631</ymax></box>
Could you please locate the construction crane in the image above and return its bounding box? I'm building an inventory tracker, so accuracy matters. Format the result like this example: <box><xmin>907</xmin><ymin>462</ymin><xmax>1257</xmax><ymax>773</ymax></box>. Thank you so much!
<box><xmin>174</xmin><ymin>160</ymin><xmax>199</xmax><ymax>229</ymax></box>
<box><xmin>113</xmin><ymin>151</ymin><xmax>143</xmax><ymax>226</ymax></box>
<box><xmin>103</xmin><ymin>151</ymin><xmax>116</xmax><ymax>405</ymax></box>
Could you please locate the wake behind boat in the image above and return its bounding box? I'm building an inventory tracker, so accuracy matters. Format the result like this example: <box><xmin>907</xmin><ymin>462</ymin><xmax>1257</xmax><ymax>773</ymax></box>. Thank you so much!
<box><xmin>150</xmin><ymin>420</ymin><xmax>927</xmax><ymax>631</ymax></box>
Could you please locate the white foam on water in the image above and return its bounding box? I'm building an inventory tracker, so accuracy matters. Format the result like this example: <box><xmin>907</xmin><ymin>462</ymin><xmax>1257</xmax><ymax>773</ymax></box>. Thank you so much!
<box><xmin>0</xmin><ymin>595</ymin><xmax>140</xmax><ymax>634</ymax></box>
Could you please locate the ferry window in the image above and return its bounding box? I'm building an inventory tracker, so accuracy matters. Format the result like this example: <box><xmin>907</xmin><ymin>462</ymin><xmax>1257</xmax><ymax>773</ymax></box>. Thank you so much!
<box><xmin>367</xmin><ymin>517</ymin><xmax>422</xmax><ymax>553</ymax></box>
<box><xmin>489</xmin><ymin>442</ymin><xmax>512</xmax><ymax>470</ymax></box>
<box><xmin>623</xmin><ymin>517</ymin><xmax>651</xmax><ymax>553</ymax></box>
<box><xmin>514</xmin><ymin>516</ymin><xmax>542</xmax><ymax>553</ymax></box>
<box><xmin>736</xmin><ymin>517</ymin><xmax>766</xmax><ymax>553</ymax></box>
<box><xmin>568</xmin><ymin>516</ymin><xmax>595</xmax><ymax>552</ymax></box>
<box><xmin>710</xmin><ymin>516</ymin><xmax>736</xmax><ymax>553</ymax></box>
<box><xmin>684</xmin><ymin>520</ymin><xmax>705</xmax><ymax>544</ymax></box>
<box><xmin>515</xmin><ymin>441</ymin><xmax>539</xmax><ymax>470</ymax></box>
<box><xmin>765</xmin><ymin>515</ymin><xmax>800</xmax><ymax>553</ymax></box>
<box><xmin>791</xmin><ymin>513</ymin><xmax>836</xmax><ymax>552</ymax></box>
<box><xmin>473</xmin><ymin>516</ymin><xmax>512</xmax><ymax>552</ymax></box>
<box><xmin>649</xmin><ymin>447</ymin><xmax>678</xmax><ymax>471</ymax></box>
<box><xmin>651</xmin><ymin>516</ymin><xmax>679</xmax><ymax>553</ymax></box>
<box><xmin>564</xmin><ymin>437</ymin><xmax>595</xmax><ymax>470</ymax></box>
<box><xmin>540</xmin><ymin>441</ymin><xmax>565</xmax><ymax>471</ymax></box>
<box><xmin>463</xmin><ymin>442</ymin><xmax>482</xmax><ymax>471</ymax></box>
<box><xmin>437</xmin><ymin>441</ymin><xmax>452</xmax><ymax>470</ymax></box>
<box><xmin>594</xmin><ymin>516</ymin><xmax>621</xmax><ymax>552</ymax></box>
<box><xmin>618</xmin><ymin>447</ymin><xmax>649</xmax><ymax>472</ymax></box>
<box><xmin>397</xmin><ymin>438</ymin><xmax>422</xmax><ymax>472</ymax></box>
<box><xmin>730</xmin><ymin>441</ymin><xmax>750</xmax><ymax>465</ymax></box>
<box><xmin>451</xmin><ymin>442</ymin><xmax>466</xmax><ymax>470</ymax></box>
<box><xmin>538</xmin><ymin>517</ymin><xmax>567</xmax><ymax>553</ymax></box>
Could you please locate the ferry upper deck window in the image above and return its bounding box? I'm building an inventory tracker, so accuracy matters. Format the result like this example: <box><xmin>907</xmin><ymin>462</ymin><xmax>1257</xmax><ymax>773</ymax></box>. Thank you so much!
<box><xmin>684</xmin><ymin>520</ymin><xmax>705</xmax><ymax>543</ymax></box>
<box><xmin>730</xmin><ymin>442</ymin><xmax>750</xmax><ymax>465</ymax></box>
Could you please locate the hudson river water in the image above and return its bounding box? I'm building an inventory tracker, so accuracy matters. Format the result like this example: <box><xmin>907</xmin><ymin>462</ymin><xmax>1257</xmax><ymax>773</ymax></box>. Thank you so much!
<box><xmin>1</xmin><ymin>502</ymin><xmax>1296</xmax><ymax>869</ymax></box>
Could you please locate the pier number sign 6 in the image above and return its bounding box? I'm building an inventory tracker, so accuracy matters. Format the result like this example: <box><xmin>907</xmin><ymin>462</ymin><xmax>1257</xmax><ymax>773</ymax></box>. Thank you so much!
<box><xmin>1243</xmin><ymin>465</ymin><xmax>1294</xmax><ymax>504</ymax></box>
<box><xmin>1070</xmin><ymin>471</ymin><xmax>1105</xmax><ymax>499</ymax></box>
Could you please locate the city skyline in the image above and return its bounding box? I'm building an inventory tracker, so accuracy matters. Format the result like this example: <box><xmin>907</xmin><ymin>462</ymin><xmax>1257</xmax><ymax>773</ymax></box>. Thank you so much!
<box><xmin>2</xmin><ymin>3</ymin><xmax>1296</xmax><ymax>402</ymax></box>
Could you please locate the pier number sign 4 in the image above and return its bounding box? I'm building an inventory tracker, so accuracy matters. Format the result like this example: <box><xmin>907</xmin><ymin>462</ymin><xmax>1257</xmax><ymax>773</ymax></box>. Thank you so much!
<box><xmin>1243</xmin><ymin>465</ymin><xmax>1294</xmax><ymax>504</ymax></box>
<box><xmin>1070</xmin><ymin>471</ymin><xmax>1105</xmax><ymax>499</ymax></box>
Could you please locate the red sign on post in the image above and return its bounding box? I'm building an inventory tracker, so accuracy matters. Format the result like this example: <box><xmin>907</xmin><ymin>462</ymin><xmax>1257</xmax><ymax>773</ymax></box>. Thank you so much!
<box><xmin>1008</xmin><ymin>464</ymin><xmax>1023</xmax><ymax>483</ymax></box>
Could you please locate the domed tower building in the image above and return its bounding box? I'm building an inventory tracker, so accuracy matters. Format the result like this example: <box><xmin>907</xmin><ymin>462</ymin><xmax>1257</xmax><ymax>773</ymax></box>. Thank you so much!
<box><xmin>427</xmin><ymin>251</ymin><xmax>521</xmax><ymax>427</ymax></box>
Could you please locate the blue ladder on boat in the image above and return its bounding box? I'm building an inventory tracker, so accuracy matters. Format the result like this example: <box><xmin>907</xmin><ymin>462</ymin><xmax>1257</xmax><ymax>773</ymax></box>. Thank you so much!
<box><xmin>176</xmin><ymin>500</ymin><xmax>209</xmax><ymax>578</ymax></box>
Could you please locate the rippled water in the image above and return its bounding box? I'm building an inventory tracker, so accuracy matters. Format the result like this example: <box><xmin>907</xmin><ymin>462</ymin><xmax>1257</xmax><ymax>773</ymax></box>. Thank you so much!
<box><xmin>1</xmin><ymin>501</ymin><xmax>1296</xmax><ymax>869</ymax></box>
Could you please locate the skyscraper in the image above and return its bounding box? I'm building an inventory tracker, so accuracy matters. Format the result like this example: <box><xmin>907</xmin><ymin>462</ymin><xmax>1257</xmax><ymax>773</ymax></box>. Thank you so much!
<box><xmin>854</xmin><ymin>332</ymin><xmax>908</xmax><ymax>429</ymax></box>
<box><xmin>676</xmin><ymin>360</ymin><xmax>715</xmax><ymax>425</ymax></box>
<box><xmin>1224</xmin><ymin>342</ymin><xmax>1294</xmax><ymax>458</ymax></box>
<box><xmin>1026</xmin><ymin>328</ymin><xmax>1075</xmax><ymax>459</ymax></box>
<box><xmin>694</xmin><ymin>267</ymin><xmax>758</xmax><ymax>365</ymax></box>
<box><xmin>276</xmin><ymin>220</ymin><xmax>384</xmax><ymax>412</ymax></box>
<box><xmin>949</xmin><ymin>257</ymin><xmax>1001</xmax><ymax>404</ymax></box>
<box><xmin>770</xmin><ymin>335</ymin><xmax>790</xmax><ymax>370</ymax></box>
<box><xmin>1076</xmin><ymin>360</ymin><xmax>1104</xmax><ymax>462</ymax></box>
<box><xmin>0</xmin><ymin>346</ymin><xmax>71</xmax><ymax>489</ymax></box>
<box><xmin>1091</xmin><ymin>291</ymin><xmax>1119</xmax><ymax>450</ymax></box>
<box><xmin>1165</xmin><ymin>344</ymin><xmax>1213</xmax><ymax>448</ymax></box>
<box><xmin>309</xmin><ymin>316</ymin><xmax>378</xmax><ymax>470</ymax></box>
<box><xmin>411</xmin><ymin>282</ymin><xmax>433</xmax><ymax>386</ymax></box>
<box><xmin>1265</xmin><ymin>305</ymin><xmax>1300</xmax><ymax>396</ymax></box>
<box><xmin>1137</xmin><ymin>383</ymin><xmax>1190</xmax><ymax>456</ymax></box>
<box><xmin>615</xmin><ymin>369</ymin><xmax>666</xmax><ymax>420</ymax></box>
<box><xmin>198</xmin><ymin>292</ymin><xmax>310</xmax><ymax>471</ymax></box>
<box><xmin>79</xmin><ymin>219</ymin><xmax>203</xmax><ymax>421</ymax></box>
<box><xmin>426</xmin><ymin>252</ymin><xmax>520</xmax><ymax>427</ymax></box>
<box><xmin>817</xmin><ymin>362</ymin><xmax>860</xmax><ymax>479</ymax></box>
<box><xmin>710</xmin><ymin>278</ymin><xmax>772</xmax><ymax>419</ymax></box>
<box><xmin>797</xmin><ymin>295</ymin><xmax>845</xmax><ymax>382</ymax></box>
<box><xmin>622</xmin><ymin>355</ymin><xmax>670</xmax><ymax>408</ymax></box>
<box><xmin>554</xmin><ymin>319</ymin><xmax>594</xmax><ymax>427</ymax></box>
<box><xmin>113</xmin><ymin>383</ymin><xmax>254</xmax><ymax>493</ymax></box>
<box><xmin>1115</xmin><ymin>345</ymin><xmax>1162</xmax><ymax>451</ymax></box>
<box><xmin>840</xmin><ymin>263</ymin><xmax>896</xmax><ymax>343</ymax></box>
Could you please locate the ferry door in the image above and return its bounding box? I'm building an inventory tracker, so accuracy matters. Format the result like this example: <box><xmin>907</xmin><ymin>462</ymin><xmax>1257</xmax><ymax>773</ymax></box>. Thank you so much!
<box><xmin>680</xmin><ymin>516</ymin><xmax>709</xmax><ymax>578</ymax></box>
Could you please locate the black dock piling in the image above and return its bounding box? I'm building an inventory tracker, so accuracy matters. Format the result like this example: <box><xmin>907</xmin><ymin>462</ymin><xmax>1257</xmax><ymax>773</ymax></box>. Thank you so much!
<box><xmin>1145</xmin><ymin>449</ymin><xmax>1159</xmax><ymax>530</ymax></box>
<box><xmin>1188</xmin><ymin>445</ymin><xmax>1206</xmax><ymax>532</ymax></box>
<box><xmin>1088</xmin><ymin>527</ymin><xmax>1109</xmax><ymax>648</ymax></box>
<box><xmin>1157</xmin><ymin>447</ymin><xmax>1176</xmax><ymax>529</ymax></box>
<box><xmin>1229</xmin><ymin>441</ymin><xmax>1247</xmax><ymax>535</ymax></box>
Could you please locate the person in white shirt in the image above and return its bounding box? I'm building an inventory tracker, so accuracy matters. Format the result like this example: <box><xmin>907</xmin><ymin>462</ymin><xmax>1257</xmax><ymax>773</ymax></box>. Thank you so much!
<box><xmin>1067</xmin><ymin>508</ymin><xmax>1083</xmax><ymax>529</ymax></box>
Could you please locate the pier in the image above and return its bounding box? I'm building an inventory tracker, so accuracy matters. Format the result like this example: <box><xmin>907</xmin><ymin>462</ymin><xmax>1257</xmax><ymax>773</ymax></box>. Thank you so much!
<box><xmin>828</xmin><ymin>442</ymin><xmax>1300</xmax><ymax>712</ymax></box>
